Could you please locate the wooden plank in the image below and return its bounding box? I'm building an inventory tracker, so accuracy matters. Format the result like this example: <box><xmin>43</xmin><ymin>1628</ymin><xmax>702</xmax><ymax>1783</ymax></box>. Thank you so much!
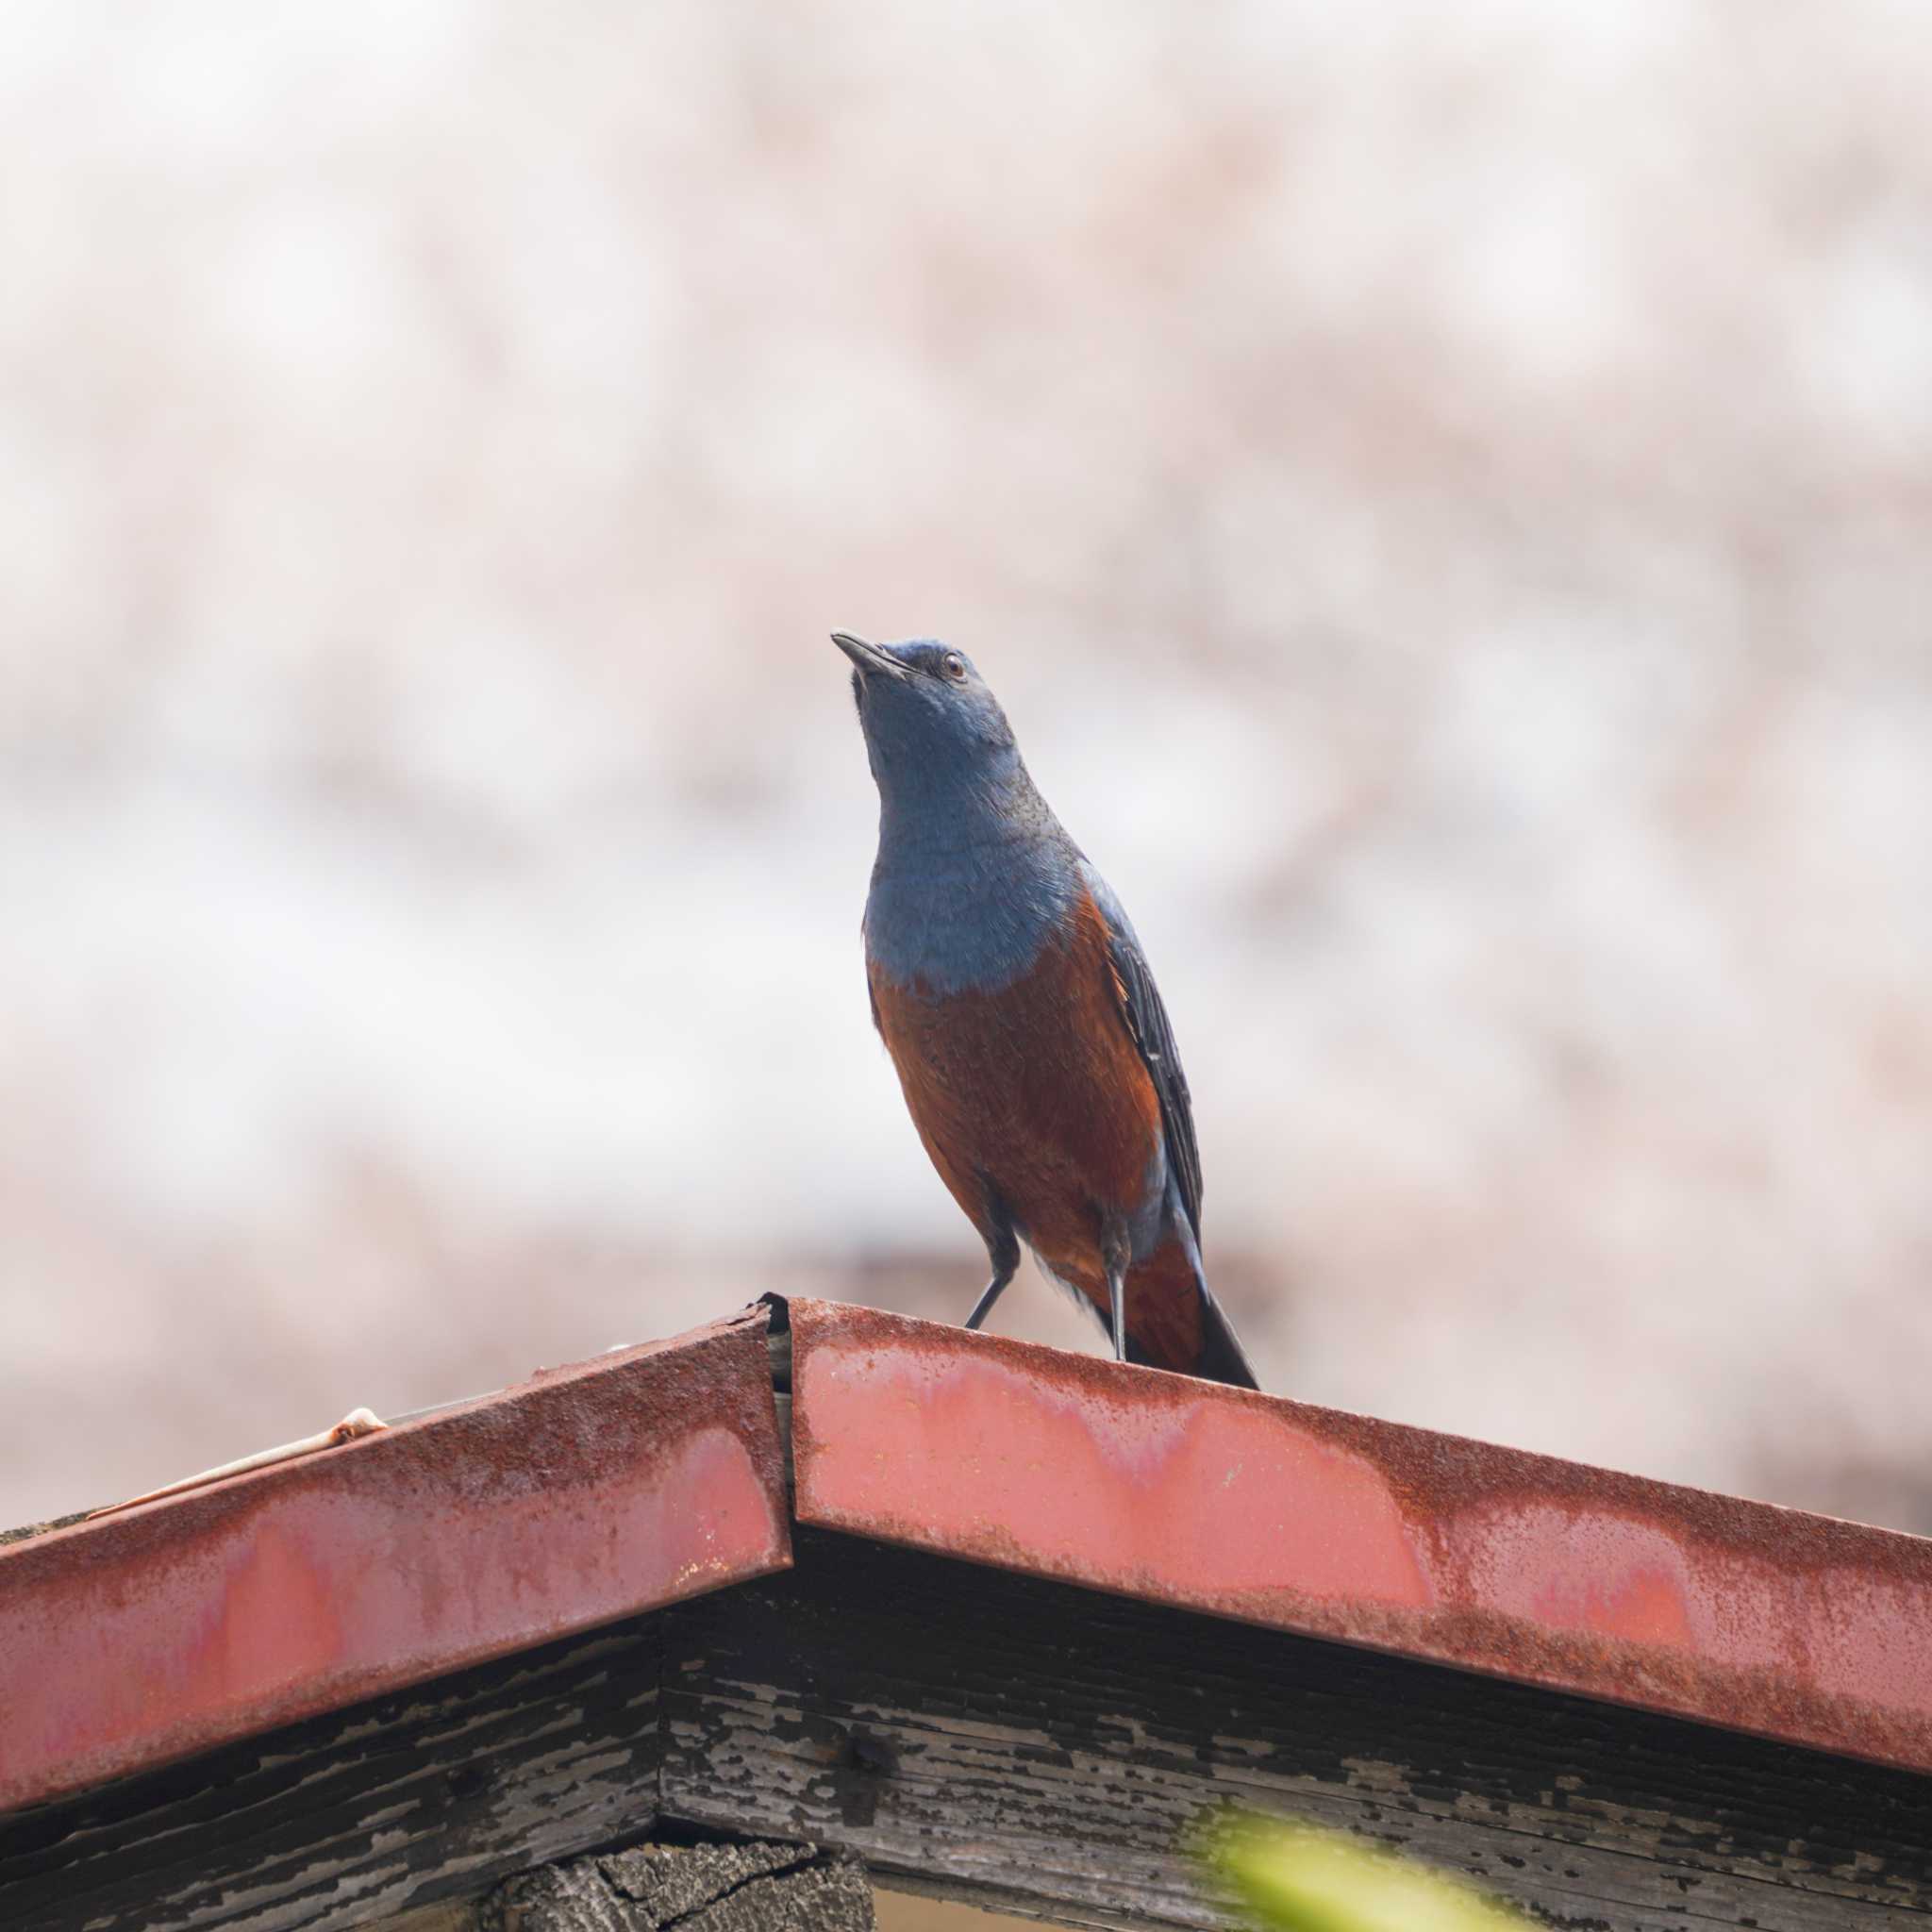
<box><xmin>496</xmin><ymin>1840</ymin><xmax>874</xmax><ymax>1932</ymax></box>
<box><xmin>660</xmin><ymin>1531</ymin><xmax>1932</xmax><ymax>1932</ymax></box>
<box><xmin>0</xmin><ymin>1621</ymin><xmax>663</xmax><ymax>1932</ymax></box>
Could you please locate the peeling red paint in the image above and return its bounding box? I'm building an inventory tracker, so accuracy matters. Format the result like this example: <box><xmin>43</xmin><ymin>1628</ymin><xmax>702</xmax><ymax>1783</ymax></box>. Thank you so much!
<box><xmin>0</xmin><ymin>1310</ymin><xmax>790</xmax><ymax>1814</ymax></box>
<box><xmin>788</xmin><ymin>1298</ymin><xmax>1932</xmax><ymax>1776</ymax></box>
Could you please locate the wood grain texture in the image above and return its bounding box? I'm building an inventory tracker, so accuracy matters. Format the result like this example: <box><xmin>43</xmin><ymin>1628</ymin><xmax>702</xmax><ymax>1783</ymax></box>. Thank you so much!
<box><xmin>0</xmin><ymin>1620</ymin><xmax>664</xmax><ymax>1932</ymax></box>
<box><xmin>4</xmin><ymin>1527</ymin><xmax>1928</xmax><ymax>1932</ymax></box>
<box><xmin>492</xmin><ymin>1840</ymin><xmax>873</xmax><ymax>1932</ymax></box>
<box><xmin>661</xmin><ymin>1531</ymin><xmax>1932</xmax><ymax>1932</ymax></box>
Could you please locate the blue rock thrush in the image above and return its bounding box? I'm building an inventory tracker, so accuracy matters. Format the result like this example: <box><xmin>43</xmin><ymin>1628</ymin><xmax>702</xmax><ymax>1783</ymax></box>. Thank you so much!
<box><xmin>835</xmin><ymin>632</ymin><xmax>1259</xmax><ymax>1388</ymax></box>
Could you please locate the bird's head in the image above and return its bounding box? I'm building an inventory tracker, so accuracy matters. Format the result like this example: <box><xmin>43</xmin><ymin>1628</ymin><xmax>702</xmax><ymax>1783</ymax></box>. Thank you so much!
<box><xmin>833</xmin><ymin>634</ymin><xmax>1023</xmax><ymax>804</ymax></box>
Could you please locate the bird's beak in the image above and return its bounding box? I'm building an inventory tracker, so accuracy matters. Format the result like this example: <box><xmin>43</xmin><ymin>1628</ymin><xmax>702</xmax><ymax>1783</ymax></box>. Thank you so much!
<box><xmin>832</xmin><ymin>631</ymin><xmax>911</xmax><ymax>681</ymax></box>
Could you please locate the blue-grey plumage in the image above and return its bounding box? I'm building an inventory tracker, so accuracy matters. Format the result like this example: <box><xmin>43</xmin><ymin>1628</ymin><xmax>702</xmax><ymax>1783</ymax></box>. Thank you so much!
<box><xmin>844</xmin><ymin>638</ymin><xmax>1075</xmax><ymax>995</ymax></box>
<box><xmin>835</xmin><ymin>632</ymin><xmax>1259</xmax><ymax>1389</ymax></box>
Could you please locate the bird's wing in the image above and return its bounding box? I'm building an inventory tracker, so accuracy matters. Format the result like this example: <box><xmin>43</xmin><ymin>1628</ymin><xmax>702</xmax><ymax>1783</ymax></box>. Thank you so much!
<box><xmin>1081</xmin><ymin>862</ymin><xmax>1204</xmax><ymax>1240</ymax></box>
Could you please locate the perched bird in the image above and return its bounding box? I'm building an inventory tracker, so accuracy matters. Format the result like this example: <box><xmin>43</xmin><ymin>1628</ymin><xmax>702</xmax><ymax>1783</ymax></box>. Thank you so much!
<box><xmin>836</xmin><ymin>632</ymin><xmax>1259</xmax><ymax>1389</ymax></box>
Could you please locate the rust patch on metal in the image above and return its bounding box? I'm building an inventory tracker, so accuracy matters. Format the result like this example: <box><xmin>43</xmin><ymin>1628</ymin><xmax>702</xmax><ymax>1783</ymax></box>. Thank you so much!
<box><xmin>0</xmin><ymin>1307</ymin><xmax>789</xmax><ymax>1814</ymax></box>
<box><xmin>787</xmin><ymin>1298</ymin><xmax>1932</xmax><ymax>1776</ymax></box>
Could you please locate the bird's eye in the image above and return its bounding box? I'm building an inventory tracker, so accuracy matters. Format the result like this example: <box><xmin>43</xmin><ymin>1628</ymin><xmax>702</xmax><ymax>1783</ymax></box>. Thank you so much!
<box><xmin>941</xmin><ymin>652</ymin><xmax>968</xmax><ymax>681</ymax></box>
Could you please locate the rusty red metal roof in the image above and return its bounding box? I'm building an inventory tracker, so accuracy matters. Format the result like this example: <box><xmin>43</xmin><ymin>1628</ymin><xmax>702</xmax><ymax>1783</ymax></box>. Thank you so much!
<box><xmin>0</xmin><ymin>1308</ymin><xmax>789</xmax><ymax>1814</ymax></box>
<box><xmin>787</xmin><ymin>1298</ymin><xmax>1932</xmax><ymax>1777</ymax></box>
<box><xmin>8</xmin><ymin>1293</ymin><xmax>1931</xmax><ymax>1817</ymax></box>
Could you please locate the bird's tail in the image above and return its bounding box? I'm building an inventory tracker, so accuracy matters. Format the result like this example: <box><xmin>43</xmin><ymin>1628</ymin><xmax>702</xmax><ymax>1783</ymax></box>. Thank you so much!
<box><xmin>1191</xmin><ymin>1279</ymin><xmax>1261</xmax><ymax>1390</ymax></box>
<box><xmin>1112</xmin><ymin>1235</ymin><xmax>1263</xmax><ymax>1391</ymax></box>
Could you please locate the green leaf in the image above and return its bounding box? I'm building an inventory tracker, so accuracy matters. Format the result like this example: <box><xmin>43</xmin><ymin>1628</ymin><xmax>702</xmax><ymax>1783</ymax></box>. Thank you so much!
<box><xmin>1208</xmin><ymin>1813</ymin><xmax>1532</xmax><ymax>1932</ymax></box>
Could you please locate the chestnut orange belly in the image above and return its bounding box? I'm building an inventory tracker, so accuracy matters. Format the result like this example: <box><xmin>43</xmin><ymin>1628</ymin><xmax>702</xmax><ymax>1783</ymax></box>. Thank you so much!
<box><xmin>869</xmin><ymin>889</ymin><xmax>1201</xmax><ymax>1369</ymax></box>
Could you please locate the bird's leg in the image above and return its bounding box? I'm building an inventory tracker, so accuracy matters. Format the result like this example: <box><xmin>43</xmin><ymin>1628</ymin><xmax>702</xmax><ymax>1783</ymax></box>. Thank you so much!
<box><xmin>1102</xmin><ymin>1220</ymin><xmax>1132</xmax><ymax>1362</ymax></box>
<box><xmin>964</xmin><ymin>1211</ymin><xmax>1020</xmax><ymax>1331</ymax></box>
<box><xmin>963</xmin><ymin>1269</ymin><xmax>1011</xmax><ymax>1330</ymax></box>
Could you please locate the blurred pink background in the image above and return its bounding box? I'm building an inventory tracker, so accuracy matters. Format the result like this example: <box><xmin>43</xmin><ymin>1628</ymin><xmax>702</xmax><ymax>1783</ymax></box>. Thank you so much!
<box><xmin>5</xmin><ymin>4</ymin><xmax>1931</xmax><ymax>1531</ymax></box>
